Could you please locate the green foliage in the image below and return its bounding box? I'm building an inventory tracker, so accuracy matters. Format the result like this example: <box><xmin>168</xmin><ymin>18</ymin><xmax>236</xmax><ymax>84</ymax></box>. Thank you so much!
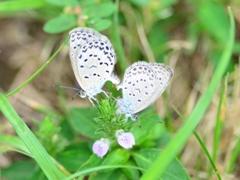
<box><xmin>134</xmin><ymin>149</ymin><xmax>190</xmax><ymax>180</ymax></box>
<box><xmin>0</xmin><ymin>0</ymin><xmax>115</xmax><ymax>33</ymax></box>
<box><xmin>121</xmin><ymin>160</ymin><xmax>140</xmax><ymax>179</ymax></box>
<box><xmin>128</xmin><ymin>0</ymin><xmax>149</xmax><ymax>7</ymax></box>
<box><xmin>1</xmin><ymin>160</ymin><xmax>46</xmax><ymax>180</ymax></box>
<box><xmin>141</xmin><ymin>7</ymin><xmax>235</xmax><ymax>180</ymax></box>
<box><xmin>82</xmin><ymin>1</ymin><xmax>116</xmax><ymax>18</ymax></box>
<box><xmin>69</xmin><ymin>107</ymin><xmax>99</xmax><ymax>139</ymax></box>
<box><xmin>43</xmin><ymin>14</ymin><xmax>77</xmax><ymax>34</ymax></box>
<box><xmin>197</xmin><ymin>1</ymin><xmax>229</xmax><ymax>43</ymax></box>
<box><xmin>45</xmin><ymin>0</ymin><xmax>79</xmax><ymax>7</ymax></box>
<box><xmin>55</xmin><ymin>142</ymin><xmax>92</xmax><ymax>172</ymax></box>
<box><xmin>102</xmin><ymin>149</ymin><xmax>130</xmax><ymax>171</ymax></box>
<box><xmin>0</xmin><ymin>92</ymin><xmax>189</xmax><ymax>179</ymax></box>
<box><xmin>0</xmin><ymin>0</ymin><xmax>237</xmax><ymax>180</ymax></box>
<box><xmin>0</xmin><ymin>0</ymin><xmax>47</xmax><ymax>12</ymax></box>
<box><xmin>34</xmin><ymin>117</ymin><xmax>68</xmax><ymax>155</ymax></box>
<box><xmin>0</xmin><ymin>94</ymin><xmax>67</xmax><ymax>180</ymax></box>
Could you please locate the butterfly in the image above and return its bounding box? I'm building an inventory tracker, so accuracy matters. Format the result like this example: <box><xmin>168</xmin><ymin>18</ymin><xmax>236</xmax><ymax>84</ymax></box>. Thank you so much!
<box><xmin>117</xmin><ymin>61</ymin><xmax>173</xmax><ymax>120</ymax></box>
<box><xmin>68</xmin><ymin>27</ymin><xmax>120</xmax><ymax>104</ymax></box>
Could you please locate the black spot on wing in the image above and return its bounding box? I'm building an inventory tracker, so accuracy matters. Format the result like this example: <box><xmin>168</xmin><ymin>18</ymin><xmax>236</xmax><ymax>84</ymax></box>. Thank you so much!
<box><xmin>89</xmin><ymin>65</ymin><xmax>97</xmax><ymax>69</ymax></box>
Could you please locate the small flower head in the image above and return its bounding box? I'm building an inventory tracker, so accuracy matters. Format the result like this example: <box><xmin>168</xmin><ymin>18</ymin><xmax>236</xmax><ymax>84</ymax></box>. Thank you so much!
<box><xmin>116</xmin><ymin>129</ymin><xmax>135</xmax><ymax>149</ymax></box>
<box><xmin>92</xmin><ymin>138</ymin><xmax>110</xmax><ymax>158</ymax></box>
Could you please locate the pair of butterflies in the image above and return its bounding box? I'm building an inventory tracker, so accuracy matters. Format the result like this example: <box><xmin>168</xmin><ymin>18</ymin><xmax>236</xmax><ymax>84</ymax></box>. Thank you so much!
<box><xmin>68</xmin><ymin>27</ymin><xmax>173</xmax><ymax>120</ymax></box>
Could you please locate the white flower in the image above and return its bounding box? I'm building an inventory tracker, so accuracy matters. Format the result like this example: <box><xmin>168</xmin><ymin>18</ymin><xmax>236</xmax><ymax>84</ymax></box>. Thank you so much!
<box><xmin>92</xmin><ymin>138</ymin><xmax>110</xmax><ymax>158</ymax></box>
<box><xmin>116</xmin><ymin>129</ymin><xmax>135</xmax><ymax>149</ymax></box>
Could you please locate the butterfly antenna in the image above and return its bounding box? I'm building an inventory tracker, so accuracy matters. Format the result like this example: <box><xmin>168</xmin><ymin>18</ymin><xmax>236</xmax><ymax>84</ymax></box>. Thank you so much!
<box><xmin>89</xmin><ymin>96</ymin><xmax>99</xmax><ymax>106</ymax></box>
<box><xmin>102</xmin><ymin>90</ymin><xmax>110</xmax><ymax>98</ymax></box>
<box><xmin>138</xmin><ymin>118</ymin><xmax>142</xmax><ymax>128</ymax></box>
<box><xmin>111</xmin><ymin>95</ymin><xmax>117</xmax><ymax>101</ymax></box>
<box><xmin>132</xmin><ymin>114</ymin><xmax>141</xmax><ymax>128</ymax></box>
<box><xmin>55</xmin><ymin>85</ymin><xmax>83</xmax><ymax>101</ymax></box>
<box><xmin>54</xmin><ymin>85</ymin><xmax>81</xmax><ymax>91</ymax></box>
<box><xmin>71</xmin><ymin>92</ymin><xmax>81</xmax><ymax>101</ymax></box>
<box><xmin>140</xmin><ymin>114</ymin><xmax>163</xmax><ymax>124</ymax></box>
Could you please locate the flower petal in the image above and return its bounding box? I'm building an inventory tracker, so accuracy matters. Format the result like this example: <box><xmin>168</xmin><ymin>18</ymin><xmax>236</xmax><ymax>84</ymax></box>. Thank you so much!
<box><xmin>116</xmin><ymin>130</ymin><xmax>135</xmax><ymax>149</ymax></box>
<box><xmin>92</xmin><ymin>138</ymin><xmax>110</xmax><ymax>158</ymax></box>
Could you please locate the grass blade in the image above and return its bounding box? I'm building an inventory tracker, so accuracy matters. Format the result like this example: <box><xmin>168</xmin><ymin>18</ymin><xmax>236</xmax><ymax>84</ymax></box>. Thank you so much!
<box><xmin>140</xmin><ymin>7</ymin><xmax>235</xmax><ymax>180</ymax></box>
<box><xmin>6</xmin><ymin>39</ymin><xmax>67</xmax><ymax>97</ymax></box>
<box><xmin>0</xmin><ymin>93</ymin><xmax>67</xmax><ymax>179</ymax></box>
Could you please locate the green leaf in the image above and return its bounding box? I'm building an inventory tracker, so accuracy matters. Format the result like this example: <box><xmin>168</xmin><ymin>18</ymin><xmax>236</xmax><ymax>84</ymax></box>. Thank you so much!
<box><xmin>0</xmin><ymin>93</ymin><xmax>66</xmax><ymax>179</ymax></box>
<box><xmin>60</xmin><ymin>117</ymin><xmax>75</xmax><ymax>141</ymax></box>
<box><xmin>186</xmin><ymin>22</ymin><xmax>201</xmax><ymax>55</ymax></box>
<box><xmin>209</xmin><ymin>50</ymin><xmax>235</xmax><ymax>74</ymax></box>
<box><xmin>35</xmin><ymin>117</ymin><xmax>67</xmax><ymax>155</ymax></box>
<box><xmin>128</xmin><ymin>0</ymin><xmax>149</xmax><ymax>7</ymax></box>
<box><xmin>69</xmin><ymin>108</ymin><xmax>99</xmax><ymax>139</ymax></box>
<box><xmin>0</xmin><ymin>0</ymin><xmax>47</xmax><ymax>13</ymax></box>
<box><xmin>197</xmin><ymin>1</ymin><xmax>229</xmax><ymax>43</ymax></box>
<box><xmin>1</xmin><ymin>160</ymin><xmax>46</xmax><ymax>180</ymax></box>
<box><xmin>155</xmin><ymin>130</ymin><xmax>172</xmax><ymax>147</ymax></box>
<box><xmin>43</xmin><ymin>14</ymin><xmax>77</xmax><ymax>34</ymax></box>
<box><xmin>89</xmin><ymin>169</ymin><xmax>125</xmax><ymax>180</ymax></box>
<box><xmin>29</xmin><ymin>169</ymin><xmax>48</xmax><ymax>180</ymax></box>
<box><xmin>45</xmin><ymin>0</ymin><xmax>79</xmax><ymax>7</ymax></box>
<box><xmin>102</xmin><ymin>149</ymin><xmax>130</xmax><ymax>172</ymax></box>
<box><xmin>121</xmin><ymin>160</ymin><xmax>140</xmax><ymax>180</ymax></box>
<box><xmin>83</xmin><ymin>1</ymin><xmax>116</xmax><ymax>18</ymax></box>
<box><xmin>87</xmin><ymin>18</ymin><xmax>112</xmax><ymax>32</ymax></box>
<box><xmin>79</xmin><ymin>154</ymin><xmax>103</xmax><ymax>171</ymax></box>
<box><xmin>79</xmin><ymin>0</ymin><xmax>96</xmax><ymax>6</ymax></box>
<box><xmin>148</xmin><ymin>24</ymin><xmax>170</xmax><ymax>56</ymax></box>
<box><xmin>134</xmin><ymin>149</ymin><xmax>190</xmax><ymax>180</ymax></box>
<box><xmin>131</xmin><ymin>114</ymin><xmax>162</xmax><ymax>145</ymax></box>
<box><xmin>148</xmin><ymin>122</ymin><xmax>166</xmax><ymax>140</ymax></box>
<box><xmin>55</xmin><ymin>142</ymin><xmax>92</xmax><ymax>171</ymax></box>
<box><xmin>0</xmin><ymin>134</ymin><xmax>28</xmax><ymax>152</ymax></box>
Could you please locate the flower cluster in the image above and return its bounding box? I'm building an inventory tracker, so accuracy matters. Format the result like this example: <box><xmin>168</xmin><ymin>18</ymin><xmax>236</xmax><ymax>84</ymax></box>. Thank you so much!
<box><xmin>92</xmin><ymin>129</ymin><xmax>135</xmax><ymax>158</ymax></box>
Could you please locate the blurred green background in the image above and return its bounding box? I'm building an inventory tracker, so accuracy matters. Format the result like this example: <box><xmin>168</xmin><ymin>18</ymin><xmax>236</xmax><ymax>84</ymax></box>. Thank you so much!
<box><xmin>0</xmin><ymin>0</ymin><xmax>240</xmax><ymax>179</ymax></box>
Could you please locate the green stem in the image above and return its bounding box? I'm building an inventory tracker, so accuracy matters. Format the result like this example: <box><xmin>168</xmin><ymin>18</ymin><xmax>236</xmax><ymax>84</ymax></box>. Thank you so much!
<box><xmin>6</xmin><ymin>38</ymin><xmax>67</xmax><ymax>97</ymax></box>
<box><xmin>111</xmin><ymin>0</ymin><xmax>127</xmax><ymax>73</ymax></box>
<box><xmin>140</xmin><ymin>7</ymin><xmax>235</xmax><ymax>180</ymax></box>
<box><xmin>194</xmin><ymin>131</ymin><xmax>222</xmax><ymax>180</ymax></box>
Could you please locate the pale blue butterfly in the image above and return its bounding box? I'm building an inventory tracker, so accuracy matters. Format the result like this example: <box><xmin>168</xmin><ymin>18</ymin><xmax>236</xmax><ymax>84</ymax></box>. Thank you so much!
<box><xmin>117</xmin><ymin>61</ymin><xmax>173</xmax><ymax>120</ymax></box>
<box><xmin>68</xmin><ymin>27</ymin><xmax>120</xmax><ymax>104</ymax></box>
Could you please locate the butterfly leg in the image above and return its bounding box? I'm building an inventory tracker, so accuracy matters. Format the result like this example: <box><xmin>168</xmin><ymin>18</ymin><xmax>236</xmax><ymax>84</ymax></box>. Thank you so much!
<box><xmin>88</xmin><ymin>96</ymin><xmax>99</xmax><ymax>106</ymax></box>
<box><xmin>131</xmin><ymin>113</ymin><xmax>139</xmax><ymax>121</ymax></box>
<box><xmin>122</xmin><ymin>115</ymin><xmax>129</xmax><ymax>123</ymax></box>
<box><xmin>79</xmin><ymin>90</ymin><xmax>87</xmax><ymax>98</ymax></box>
<box><xmin>101</xmin><ymin>90</ymin><xmax>109</xmax><ymax>98</ymax></box>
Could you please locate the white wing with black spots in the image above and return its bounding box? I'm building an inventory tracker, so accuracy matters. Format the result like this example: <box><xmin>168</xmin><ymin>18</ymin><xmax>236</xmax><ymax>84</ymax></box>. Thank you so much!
<box><xmin>117</xmin><ymin>61</ymin><xmax>173</xmax><ymax>120</ymax></box>
<box><xmin>68</xmin><ymin>27</ymin><xmax>119</xmax><ymax>101</ymax></box>
<box><xmin>117</xmin><ymin>61</ymin><xmax>157</xmax><ymax>118</ymax></box>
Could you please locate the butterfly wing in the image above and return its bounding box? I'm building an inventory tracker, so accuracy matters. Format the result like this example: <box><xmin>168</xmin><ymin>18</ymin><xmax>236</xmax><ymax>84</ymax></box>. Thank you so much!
<box><xmin>117</xmin><ymin>61</ymin><xmax>157</xmax><ymax>115</ymax></box>
<box><xmin>69</xmin><ymin>28</ymin><xmax>119</xmax><ymax>97</ymax></box>
<box><xmin>149</xmin><ymin>63</ymin><xmax>173</xmax><ymax>100</ymax></box>
<box><xmin>76</xmin><ymin>39</ymin><xmax>119</xmax><ymax>97</ymax></box>
<box><xmin>69</xmin><ymin>28</ymin><xmax>102</xmax><ymax>88</ymax></box>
